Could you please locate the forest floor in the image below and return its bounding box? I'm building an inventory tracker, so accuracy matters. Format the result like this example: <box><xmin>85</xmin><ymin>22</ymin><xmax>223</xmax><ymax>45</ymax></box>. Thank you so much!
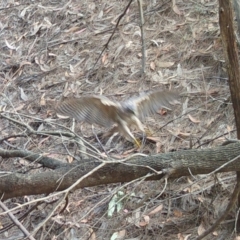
<box><xmin>0</xmin><ymin>0</ymin><xmax>238</xmax><ymax>239</ymax></box>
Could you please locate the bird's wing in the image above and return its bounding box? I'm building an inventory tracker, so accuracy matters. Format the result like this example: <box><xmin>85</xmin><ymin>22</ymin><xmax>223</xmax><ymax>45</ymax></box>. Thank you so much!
<box><xmin>123</xmin><ymin>90</ymin><xmax>180</xmax><ymax>119</ymax></box>
<box><xmin>55</xmin><ymin>95</ymin><xmax>120</xmax><ymax>127</ymax></box>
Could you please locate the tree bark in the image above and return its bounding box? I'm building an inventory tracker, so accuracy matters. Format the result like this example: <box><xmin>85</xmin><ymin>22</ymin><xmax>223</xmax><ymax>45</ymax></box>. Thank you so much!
<box><xmin>219</xmin><ymin>0</ymin><xmax>240</xmax><ymax>232</ymax></box>
<box><xmin>1</xmin><ymin>141</ymin><xmax>240</xmax><ymax>200</ymax></box>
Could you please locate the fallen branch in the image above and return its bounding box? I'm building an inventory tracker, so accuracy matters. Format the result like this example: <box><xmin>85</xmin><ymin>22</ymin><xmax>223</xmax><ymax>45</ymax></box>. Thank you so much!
<box><xmin>1</xmin><ymin>142</ymin><xmax>240</xmax><ymax>200</ymax></box>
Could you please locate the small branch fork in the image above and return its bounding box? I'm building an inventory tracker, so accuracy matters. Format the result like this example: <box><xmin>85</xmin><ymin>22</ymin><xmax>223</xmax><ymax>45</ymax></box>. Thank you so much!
<box><xmin>0</xmin><ymin>201</ymin><xmax>36</xmax><ymax>240</ymax></box>
<box><xmin>91</xmin><ymin>0</ymin><xmax>146</xmax><ymax>75</ymax></box>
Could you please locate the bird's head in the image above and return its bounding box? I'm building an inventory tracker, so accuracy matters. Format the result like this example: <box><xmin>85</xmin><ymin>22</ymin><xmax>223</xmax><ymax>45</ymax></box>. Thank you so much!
<box><xmin>121</xmin><ymin>105</ymin><xmax>136</xmax><ymax>116</ymax></box>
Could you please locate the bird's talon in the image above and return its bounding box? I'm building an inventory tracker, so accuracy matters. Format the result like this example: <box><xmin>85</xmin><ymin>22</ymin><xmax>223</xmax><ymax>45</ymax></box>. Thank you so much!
<box><xmin>145</xmin><ymin>128</ymin><xmax>152</xmax><ymax>136</ymax></box>
<box><xmin>134</xmin><ymin>139</ymin><xmax>141</xmax><ymax>148</ymax></box>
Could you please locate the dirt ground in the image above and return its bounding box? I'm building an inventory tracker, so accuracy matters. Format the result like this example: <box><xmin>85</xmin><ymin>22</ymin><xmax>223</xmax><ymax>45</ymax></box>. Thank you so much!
<box><xmin>0</xmin><ymin>0</ymin><xmax>239</xmax><ymax>239</ymax></box>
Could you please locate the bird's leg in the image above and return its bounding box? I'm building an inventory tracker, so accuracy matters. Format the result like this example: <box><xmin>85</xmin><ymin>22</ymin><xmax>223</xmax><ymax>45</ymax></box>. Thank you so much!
<box><xmin>132</xmin><ymin>116</ymin><xmax>152</xmax><ymax>137</ymax></box>
<box><xmin>130</xmin><ymin>116</ymin><xmax>149</xmax><ymax>147</ymax></box>
<box><xmin>118</xmin><ymin>120</ymin><xmax>141</xmax><ymax>147</ymax></box>
<box><xmin>134</xmin><ymin>139</ymin><xmax>141</xmax><ymax>148</ymax></box>
<box><xmin>130</xmin><ymin>116</ymin><xmax>148</xmax><ymax>145</ymax></box>
<box><xmin>131</xmin><ymin>116</ymin><xmax>145</xmax><ymax>133</ymax></box>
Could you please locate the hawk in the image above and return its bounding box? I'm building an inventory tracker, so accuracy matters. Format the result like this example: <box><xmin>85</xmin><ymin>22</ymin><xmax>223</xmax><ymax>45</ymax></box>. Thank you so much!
<box><xmin>55</xmin><ymin>90</ymin><xmax>180</xmax><ymax>146</ymax></box>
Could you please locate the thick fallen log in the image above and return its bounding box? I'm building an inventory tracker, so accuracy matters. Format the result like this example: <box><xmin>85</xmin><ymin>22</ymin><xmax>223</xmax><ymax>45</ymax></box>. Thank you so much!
<box><xmin>0</xmin><ymin>141</ymin><xmax>240</xmax><ymax>200</ymax></box>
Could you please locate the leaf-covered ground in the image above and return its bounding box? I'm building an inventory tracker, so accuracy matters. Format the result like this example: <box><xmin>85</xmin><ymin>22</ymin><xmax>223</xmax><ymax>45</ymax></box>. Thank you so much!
<box><xmin>0</xmin><ymin>0</ymin><xmax>238</xmax><ymax>239</ymax></box>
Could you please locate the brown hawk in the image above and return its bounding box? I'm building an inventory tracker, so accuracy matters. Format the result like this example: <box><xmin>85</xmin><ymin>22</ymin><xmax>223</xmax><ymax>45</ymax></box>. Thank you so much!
<box><xmin>55</xmin><ymin>90</ymin><xmax>180</xmax><ymax>146</ymax></box>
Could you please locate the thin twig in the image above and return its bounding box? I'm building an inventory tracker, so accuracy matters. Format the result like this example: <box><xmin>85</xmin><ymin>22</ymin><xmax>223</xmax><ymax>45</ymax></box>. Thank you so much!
<box><xmin>31</xmin><ymin>193</ymin><xmax>67</xmax><ymax>237</ymax></box>
<box><xmin>92</xmin><ymin>125</ymin><xmax>109</xmax><ymax>157</ymax></box>
<box><xmin>0</xmin><ymin>200</ymin><xmax>43</xmax><ymax>234</ymax></box>
<box><xmin>0</xmin><ymin>201</ymin><xmax>36</xmax><ymax>240</ymax></box>
<box><xmin>195</xmin><ymin>172</ymin><xmax>240</xmax><ymax>240</ymax></box>
<box><xmin>137</xmin><ymin>0</ymin><xmax>146</xmax><ymax>74</ymax></box>
<box><xmin>1</xmin><ymin>112</ymin><xmax>101</xmax><ymax>157</ymax></box>
<box><xmin>90</xmin><ymin>0</ymin><xmax>134</xmax><ymax>72</ymax></box>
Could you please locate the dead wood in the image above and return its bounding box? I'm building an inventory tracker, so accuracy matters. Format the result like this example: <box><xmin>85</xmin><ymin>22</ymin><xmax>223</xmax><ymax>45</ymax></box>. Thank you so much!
<box><xmin>1</xmin><ymin>141</ymin><xmax>240</xmax><ymax>201</ymax></box>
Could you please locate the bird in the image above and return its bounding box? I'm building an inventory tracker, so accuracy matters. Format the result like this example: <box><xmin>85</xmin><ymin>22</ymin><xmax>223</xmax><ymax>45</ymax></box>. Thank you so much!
<box><xmin>55</xmin><ymin>90</ymin><xmax>180</xmax><ymax>147</ymax></box>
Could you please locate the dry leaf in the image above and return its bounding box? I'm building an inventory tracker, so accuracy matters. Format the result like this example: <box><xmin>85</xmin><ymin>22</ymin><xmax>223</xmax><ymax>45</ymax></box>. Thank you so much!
<box><xmin>177</xmin><ymin>233</ymin><xmax>184</xmax><ymax>240</ymax></box>
<box><xmin>31</xmin><ymin>23</ymin><xmax>42</xmax><ymax>36</ymax></box>
<box><xmin>67</xmin><ymin>156</ymin><xmax>73</xmax><ymax>163</ymax></box>
<box><xmin>37</xmin><ymin>123</ymin><xmax>44</xmax><ymax>132</ymax></box>
<box><xmin>212</xmin><ymin>231</ymin><xmax>218</xmax><ymax>236</ymax></box>
<box><xmin>138</xmin><ymin>221</ymin><xmax>148</xmax><ymax>227</ymax></box>
<box><xmin>98</xmin><ymin>10</ymin><xmax>103</xmax><ymax>18</ymax></box>
<box><xmin>161</xmin><ymin>43</ymin><xmax>174</xmax><ymax>52</ymax></box>
<box><xmin>49</xmin><ymin>52</ymin><xmax>57</xmax><ymax>57</ymax></box>
<box><xmin>38</xmin><ymin>137</ymin><xmax>50</xmax><ymax>147</ymax></box>
<box><xmin>186</xmin><ymin>17</ymin><xmax>198</xmax><ymax>22</ymax></box>
<box><xmin>5</xmin><ymin>39</ymin><xmax>16</xmax><ymax>50</ymax></box>
<box><xmin>114</xmin><ymin>45</ymin><xmax>124</xmax><ymax>60</ymax></box>
<box><xmin>197</xmin><ymin>222</ymin><xmax>206</xmax><ymax>236</ymax></box>
<box><xmin>127</xmin><ymin>80</ymin><xmax>138</xmax><ymax>83</ymax></box>
<box><xmin>39</xmin><ymin>64</ymin><xmax>51</xmax><ymax>72</ymax></box>
<box><xmin>206</xmin><ymin>117</ymin><xmax>216</xmax><ymax>127</ymax></box>
<box><xmin>150</xmin><ymin>62</ymin><xmax>155</xmax><ymax>71</ymax></box>
<box><xmin>19</xmin><ymin>87</ymin><xmax>29</xmax><ymax>101</ymax></box>
<box><xmin>65</xmin><ymin>26</ymin><xmax>81</xmax><ymax>33</ymax></box>
<box><xmin>14</xmin><ymin>104</ymin><xmax>25</xmax><ymax>111</ymax></box>
<box><xmin>99</xmin><ymin>152</ymin><xmax>108</xmax><ymax>159</ymax></box>
<box><xmin>20</xmin><ymin>7</ymin><xmax>28</xmax><ymax>18</ymax></box>
<box><xmin>102</xmin><ymin>53</ymin><xmax>108</xmax><ymax>65</ymax></box>
<box><xmin>7</xmin><ymin>138</ymin><xmax>17</xmax><ymax>142</ymax></box>
<box><xmin>117</xmin><ymin>229</ymin><xmax>126</xmax><ymax>238</ymax></box>
<box><xmin>139</xmin><ymin>215</ymin><xmax>150</xmax><ymax>226</ymax></box>
<box><xmin>19</xmin><ymin>159</ymin><xmax>29</xmax><ymax>165</ymax></box>
<box><xmin>146</xmin><ymin>136</ymin><xmax>161</xmax><ymax>143</ymax></box>
<box><xmin>173</xmin><ymin>209</ymin><xmax>183</xmax><ymax>218</ymax></box>
<box><xmin>157</xmin><ymin>61</ymin><xmax>175</xmax><ymax>68</ymax></box>
<box><xmin>177</xmin><ymin>132</ymin><xmax>191</xmax><ymax>137</ymax></box>
<box><xmin>207</xmin><ymin>88</ymin><xmax>219</xmax><ymax>96</ymax></box>
<box><xmin>89</xmin><ymin>228</ymin><xmax>96</xmax><ymax>240</ymax></box>
<box><xmin>20</xmin><ymin>61</ymin><xmax>32</xmax><ymax>67</ymax></box>
<box><xmin>184</xmin><ymin>234</ymin><xmax>191</xmax><ymax>240</ymax></box>
<box><xmin>80</xmin><ymin>219</ymin><xmax>88</xmax><ymax>223</ymax></box>
<box><xmin>158</xmin><ymin>109</ymin><xmax>167</xmax><ymax>115</ymax></box>
<box><xmin>156</xmin><ymin>142</ymin><xmax>162</xmax><ymax>153</ymax></box>
<box><xmin>183</xmin><ymin>187</ymin><xmax>191</xmax><ymax>193</ymax></box>
<box><xmin>227</xmin><ymin>125</ymin><xmax>233</xmax><ymax>132</ymax></box>
<box><xmin>111</xmin><ymin>230</ymin><xmax>126</xmax><ymax>240</ymax></box>
<box><xmin>148</xmin><ymin>204</ymin><xmax>163</xmax><ymax>215</ymax></box>
<box><xmin>177</xmin><ymin>63</ymin><xmax>183</xmax><ymax>76</ymax></box>
<box><xmin>57</xmin><ymin>113</ymin><xmax>70</xmax><ymax>119</ymax></box>
<box><xmin>35</xmin><ymin>56</ymin><xmax>40</xmax><ymax>65</ymax></box>
<box><xmin>105</xmin><ymin>6</ymin><xmax>113</xmax><ymax>13</ymax></box>
<box><xmin>172</xmin><ymin>0</ymin><xmax>182</xmax><ymax>15</ymax></box>
<box><xmin>125</xmin><ymin>41</ymin><xmax>132</xmax><ymax>48</ymax></box>
<box><xmin>69</xmin><ymin>64</ymin><xmax>75</xmax><ymax>73</ymax></box>
<box><xmin>40</xmin><ymin>93</ymin><xmax>46</xmax><ymax>106</ymax></box>
<box><xmin>0</xmin><ymin>105</ymin><xmax>7</xmax><ymax>112</ymax></box>
<box><xmin>127</xmin><ymin>209</ymin><xmax>141</xmax><ymax>226</ymax></box>
<box><xmin>75</xmin><ymin>28</ymin><xmax>86</xmax><ymax>35</ymax></box>
<box><xmin>110</xmin><ymin>154</ymin><xmax>124</xmax><ymax>159</ymax></box>
<box><xmin>123</xmin><ymin>148</ymin><xmax>136</xmax><ymax>155</ymax></box>
<box><xmin>188</xmin><ymin>114</ymin><xmax>200</xmax><ymax>123</ymax></box>
<box><xmin>187</xmin><ymin>177</ymin><xmax>193</xmax><ymax>184</ymax></box>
